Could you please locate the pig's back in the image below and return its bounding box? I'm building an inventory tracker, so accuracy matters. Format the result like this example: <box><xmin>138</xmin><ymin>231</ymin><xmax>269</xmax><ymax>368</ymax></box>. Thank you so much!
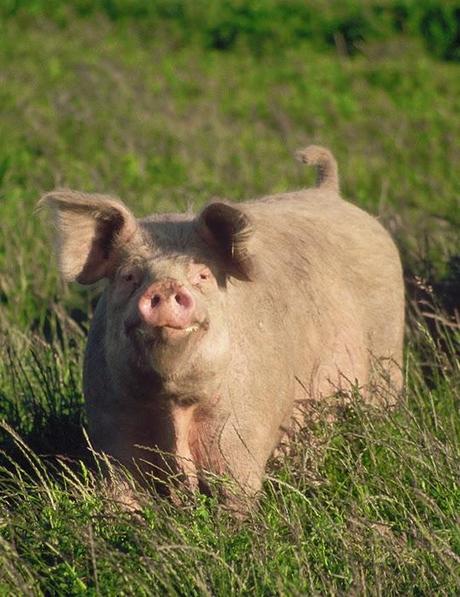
<box><xmin>227</xmin><ymin>189</ymin><xmax>404</xmax><ymax>398</ymax></box>
<box><xmin>245</xmin><ymin>188</ymin><xmax>403</xmax><ymax>318</ymax></box>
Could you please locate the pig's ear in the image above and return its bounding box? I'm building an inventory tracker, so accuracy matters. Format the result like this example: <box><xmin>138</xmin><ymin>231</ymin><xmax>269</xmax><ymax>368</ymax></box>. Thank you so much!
<box><xmin>38</xmin><ymin>190</ymin><xmax>138</xmax><ymax>284</ymax></box>
<box><xmin>196</xmin><ymin>201</ymin><xmax>256</xmax><ymax>281</ymax></box>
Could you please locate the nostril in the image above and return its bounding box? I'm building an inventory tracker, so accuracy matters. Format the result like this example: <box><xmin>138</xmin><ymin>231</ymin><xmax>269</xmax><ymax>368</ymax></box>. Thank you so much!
<box><xmin>174</xmin><ymin>291</ymin><xmax>192</xmax><ymax>308</ymax></box>
<box><xmin>151</xmin><ymin>294</ymin><xmax>161</xmax><ymax>308</ymax></box>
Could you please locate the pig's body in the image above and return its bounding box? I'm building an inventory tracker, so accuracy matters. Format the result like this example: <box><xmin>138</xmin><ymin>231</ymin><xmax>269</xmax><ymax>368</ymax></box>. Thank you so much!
<box><xmin>41</xmin><ymin>146</ymin><xmax>404</xmax><ymax>502</ymax></box>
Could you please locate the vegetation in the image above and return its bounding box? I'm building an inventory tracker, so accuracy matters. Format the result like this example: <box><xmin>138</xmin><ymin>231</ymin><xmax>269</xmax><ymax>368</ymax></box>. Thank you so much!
<box><xmin>0</xmin><ymin>1</ymin><xmax>459</xmax><ymax>594</ymax></box>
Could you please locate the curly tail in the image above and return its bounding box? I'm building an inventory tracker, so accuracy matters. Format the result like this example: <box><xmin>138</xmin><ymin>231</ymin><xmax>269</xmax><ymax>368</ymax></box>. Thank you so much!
<box><xmin>295</xmin><ymin>145</ymin><xmax>339</xmax><ymax>194</ymax></box>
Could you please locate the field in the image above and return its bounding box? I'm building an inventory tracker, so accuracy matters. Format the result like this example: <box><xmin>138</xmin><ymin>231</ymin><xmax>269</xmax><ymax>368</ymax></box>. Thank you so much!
<box><xmin>0</xmin><ymin>1</ymin><xmax>459</xmax><ymax>594</ymax></box>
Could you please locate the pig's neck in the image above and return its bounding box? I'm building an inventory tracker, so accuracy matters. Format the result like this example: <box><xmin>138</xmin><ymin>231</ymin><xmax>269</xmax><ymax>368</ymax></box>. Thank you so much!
<box><xmin>117</xmin><ymin>359</ymin><xmax>223</xmax><ymax>404</ymax></box>
<box><xmin>158</xmin><ymin>356</ymin><xmax>228</xmax><ymax>403</ymax></box>
<box><xmin>117</xmin><ymin>369</ymin><xmax>227</xmax><ymax>487</ymax></box>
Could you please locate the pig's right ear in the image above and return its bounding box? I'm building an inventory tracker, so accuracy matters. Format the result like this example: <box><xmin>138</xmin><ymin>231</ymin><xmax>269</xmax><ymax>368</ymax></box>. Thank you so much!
<box><xmin>38</xmin><ymin>190</ymin><xmax>138</xmax><ymax>284</ymax></box>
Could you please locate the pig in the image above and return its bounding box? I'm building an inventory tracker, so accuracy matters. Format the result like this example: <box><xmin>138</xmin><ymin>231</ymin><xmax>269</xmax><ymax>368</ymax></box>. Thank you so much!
<box><xmin>39</xmin><ymin>145</ymin><xmax>404</xmax><ymax>506</ymax></box>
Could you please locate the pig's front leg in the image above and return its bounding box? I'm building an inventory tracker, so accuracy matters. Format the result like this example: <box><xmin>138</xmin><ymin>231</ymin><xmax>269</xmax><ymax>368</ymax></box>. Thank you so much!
<box><xmin>169</xmin><ymin>401</ymin><xmax>265</xmax><ymax>510</ymax></box>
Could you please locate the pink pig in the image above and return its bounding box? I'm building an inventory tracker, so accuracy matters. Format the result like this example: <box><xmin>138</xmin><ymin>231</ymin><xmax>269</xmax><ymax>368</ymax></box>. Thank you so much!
<box><xmin>40</xmin><ymin>146</ymin><xmax>404</xmax><ymax>505</ymax></box>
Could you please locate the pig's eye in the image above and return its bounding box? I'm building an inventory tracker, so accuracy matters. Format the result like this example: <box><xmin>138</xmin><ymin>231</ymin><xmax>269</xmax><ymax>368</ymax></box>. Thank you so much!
<box><xmin>118</xmin><ymin>268</ymin><xmax>141</xmax><ymax>289</ymax></box>
<box><xmin>191</xmin><ymin>267</ymin><xmax>214</xmax><ymax>288</ymax></box>
<box><xmin>197</xmin><ymin>268</ymin><xmax>212</xmax><ymax>283</ymax></box>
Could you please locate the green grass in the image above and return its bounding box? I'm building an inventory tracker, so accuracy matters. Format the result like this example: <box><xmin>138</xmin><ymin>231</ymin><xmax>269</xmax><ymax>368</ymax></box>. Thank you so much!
<box><xmin>2</xmin><ymin>0</ymin><xmax>460</xmax><ymax>60</ymax></box>
<box><xmin>0</xmin><ymin>3</ymin><xmax>459</xmax><ymax>594</ymax></box>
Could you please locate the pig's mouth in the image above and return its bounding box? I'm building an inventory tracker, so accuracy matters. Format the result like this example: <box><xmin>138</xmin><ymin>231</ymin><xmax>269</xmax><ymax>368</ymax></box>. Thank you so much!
<box><xmin>155</xmin><ymin>321</ymin><xmax>208</xmax><ymax>343</ymax></box>
<box><xmin>125</xmin><ymin>317</ymin><xmax>209</xmax><ymax>346</ymax></box>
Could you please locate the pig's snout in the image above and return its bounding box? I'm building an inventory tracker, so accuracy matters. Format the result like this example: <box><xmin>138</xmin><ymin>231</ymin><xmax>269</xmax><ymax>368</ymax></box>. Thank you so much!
<box><xmin>138</xmin><ymin>280</ymin><xmax>197</xmax><ymax>330</ymax></box>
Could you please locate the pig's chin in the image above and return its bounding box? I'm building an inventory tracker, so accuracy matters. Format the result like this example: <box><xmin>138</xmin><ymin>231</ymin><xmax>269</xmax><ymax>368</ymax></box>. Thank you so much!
<box><xmin>132</xmin><ymin>322</ymin><xmax>209</xmax><ymax>378</ymax></box>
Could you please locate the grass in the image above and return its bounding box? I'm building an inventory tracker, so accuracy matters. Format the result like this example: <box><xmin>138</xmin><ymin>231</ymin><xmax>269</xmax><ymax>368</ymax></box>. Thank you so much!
<box><xmin>0</xmin><ymin>3</ymin><xmax>459</xmax><ymax>594</ymax></box>
<box><xmin>1</xmin><ymin>318</ymin><xmax>458</xmax><ymax>594</ymax></box>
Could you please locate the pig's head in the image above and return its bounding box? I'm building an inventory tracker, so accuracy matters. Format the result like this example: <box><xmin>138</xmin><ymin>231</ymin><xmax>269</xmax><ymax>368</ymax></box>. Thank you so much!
<box><xmin>39</xmin><ymin>191</ymin><xmax>256</xmax><ymax>389</ymax></box>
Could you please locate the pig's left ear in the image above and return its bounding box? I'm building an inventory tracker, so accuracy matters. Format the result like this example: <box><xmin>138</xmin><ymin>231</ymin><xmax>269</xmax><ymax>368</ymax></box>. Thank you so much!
<box><xmin>196</xmin><ymin>201</ymin><xmax>256</xmax><ymax>281</ymax></box>
<box><xmin>38</xmin><ymin>189</ymin><xmax>138</xmax><ymax>284</ymax></box>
